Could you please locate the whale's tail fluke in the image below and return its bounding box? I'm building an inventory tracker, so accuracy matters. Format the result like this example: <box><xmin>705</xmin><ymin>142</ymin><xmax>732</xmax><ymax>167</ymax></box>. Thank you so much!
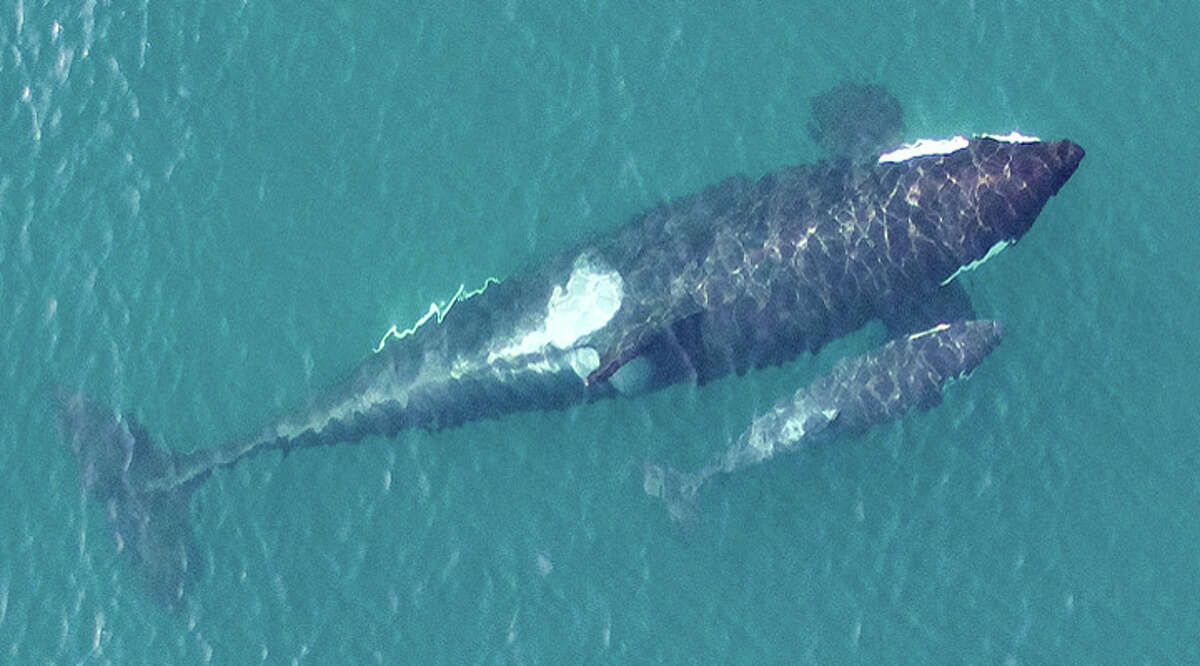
<box><xmin>642</xmin><ymin>460</ymin><xmax>705</xmax><ymax>526</ymax></box>
<box><xmin>55</xmin><ymin>388</ymin><xmax>201</xmax><ymax>609</ymax></box>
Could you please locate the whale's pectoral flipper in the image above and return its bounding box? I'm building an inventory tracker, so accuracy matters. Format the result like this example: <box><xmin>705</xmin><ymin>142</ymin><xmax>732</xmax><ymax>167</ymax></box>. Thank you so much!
<box><xmin>55</xmin><ymin>389</ymin><xmax>200</xmax><ymax>608</ymax></box>
<box><xmin>642</xmin><ymin>461</ymin><xmax>704</xmax><ymax>527</ymax></box>
<box><xmin>587</xmin><ymin>324</ymin><xmax>657</xmax><ymax>387</ymax></box>
<box><xmin>587</xmin><ymin>310</ymin><xmax>706</xmax><ymax>392</ymax></box>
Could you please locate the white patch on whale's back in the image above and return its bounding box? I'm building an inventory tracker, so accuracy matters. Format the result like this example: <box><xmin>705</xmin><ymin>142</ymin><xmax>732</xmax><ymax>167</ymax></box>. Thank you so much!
<box><xmin>981</xmin><ymin>131</ymin><xmax>1041</xmax><ymax>143</ymax></box>
<box><xmin>878</xmin><ymin>136</ymin><xmax>968</xmax><ymax>163</ymax></box>
<box><xmin>488</xmin><ymin>253</ymin><xmax>624</xmax><ymax>377</ymax></box>
<box><xmin>876</xmin><ymin>130</ymin><xmax>1040</xmax><ymax>285</ymax></box>
<box><xmin>565</xmin><ymin>347</ymin><xmax>601</xmax><ymax>379</ymax></box>
<box><xmin>542</xmin><ymin>255</ymin><xmax>624</xmax><ymax>349</ymax></box>
<box><xmin>877</xmin><ymin>131</ymin><xmax>1043</xmax><ymax>164</ymax></box>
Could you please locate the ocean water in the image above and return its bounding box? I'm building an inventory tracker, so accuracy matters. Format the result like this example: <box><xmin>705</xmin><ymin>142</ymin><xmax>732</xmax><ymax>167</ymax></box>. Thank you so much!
<box><xmin>4</xmin><ymin>1</ymin><xmax>1199</xmax><ymax>662</ymax></box>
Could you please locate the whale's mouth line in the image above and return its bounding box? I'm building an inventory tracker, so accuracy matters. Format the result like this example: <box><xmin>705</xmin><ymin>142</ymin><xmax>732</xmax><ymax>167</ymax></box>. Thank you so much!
<box><xmin>941</xmin><ymin>238</ymin><xmax>1014</xmax><ymax>286</ymax></box>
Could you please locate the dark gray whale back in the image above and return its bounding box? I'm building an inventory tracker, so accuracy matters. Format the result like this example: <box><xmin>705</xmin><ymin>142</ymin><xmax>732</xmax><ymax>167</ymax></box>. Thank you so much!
<box><xmin>264</xmin><ymin>136</ymin><xmax>1084</xmax><ymax>446</ymax></box>
<box><xmin>584</xmin><ymin>137</ymin><xmax>1084</xmax><ymax>385</ymax></box>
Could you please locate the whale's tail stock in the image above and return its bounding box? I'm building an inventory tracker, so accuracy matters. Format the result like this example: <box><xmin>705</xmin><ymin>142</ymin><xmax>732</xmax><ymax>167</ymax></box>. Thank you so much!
<box><xmin>54</xmin><ymin>387</ymin><xmax>201</xmax><ymax>608</ymax></box>
<box><xmin>642</xmin><ymin>460</ymin><xmax>705</xmax><ymax>527</ymax></box>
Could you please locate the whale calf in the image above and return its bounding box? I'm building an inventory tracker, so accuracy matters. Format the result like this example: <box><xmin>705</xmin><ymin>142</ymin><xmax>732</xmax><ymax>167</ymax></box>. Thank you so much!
<box><xmin>644</xmin><ymin>319</ymin><xmax>1004</xmax><ymax>524</ymax></box>
<box><xmin>56</xmin><ymin>85</ymin><xmax>1084</xmax><ymax>605</ymax></box>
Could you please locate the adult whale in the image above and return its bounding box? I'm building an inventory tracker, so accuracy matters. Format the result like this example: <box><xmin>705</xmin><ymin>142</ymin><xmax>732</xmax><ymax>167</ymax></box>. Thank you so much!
<box><xmin>57</xmin><ymin>112</ymin><xmax>1083</xmax><ymax>605</ymax></box>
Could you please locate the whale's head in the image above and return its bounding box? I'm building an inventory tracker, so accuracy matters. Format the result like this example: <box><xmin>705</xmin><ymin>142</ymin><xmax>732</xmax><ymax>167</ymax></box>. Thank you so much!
<box><xmin>963</xmin><ymin>136</ymin><xmax>1084</xmax><ymax>240</ymax></box>
<box><xmin>879</xmin><ymin>135</ymin><xmax>1084</xmax><ymax>284</ymax></box>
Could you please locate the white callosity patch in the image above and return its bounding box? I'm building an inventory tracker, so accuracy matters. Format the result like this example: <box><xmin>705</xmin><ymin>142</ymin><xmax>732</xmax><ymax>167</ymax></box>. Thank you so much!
<box><xmin>877</xmin><ymin>131</ymin><xmax>1042</xmax><ymax>164</ymax></box>
<box><xmin>981</xmin><ymin>131</ymin><xmax>1041</xmax><ymax>143</ymax></box>
<box><xmin>564</xmin><ymin>347</ymin><xmax>601</xmax><ymax>379</ymax></box>
<box><xmin>940</xmin><ymin>238</ymin><xmax>1012</xmax><ymax>285</ymax></box>
<box><xmin>875</xmin><ymin>132</ymin><xmax>1039</xmax><ymax>285</ymax></box>
<box><xmin>906</xmin><ymin>321</ymin><xmax>952</xmax><ymax>340</ymax></box>
<box><xmin>878</xmin><ymin>136</ymin><xmax>969</xmax><ymax>163</ymax></box>
<box><xmin>488</xmin><ymin>253</ymin><xmax>624</xmax><ymax>376</ymax></box>
<box><xmin>542</xmin><ymin>255</ymin><xmax>625</xmax><ymax>349</ymax></box>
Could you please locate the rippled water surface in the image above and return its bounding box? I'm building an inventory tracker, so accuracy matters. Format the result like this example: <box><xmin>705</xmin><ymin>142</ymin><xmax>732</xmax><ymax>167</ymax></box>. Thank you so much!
<box><xmin>3</xmin><ymin>1</ymin><xmax>1198</xmax><ymax>662</ymax></box>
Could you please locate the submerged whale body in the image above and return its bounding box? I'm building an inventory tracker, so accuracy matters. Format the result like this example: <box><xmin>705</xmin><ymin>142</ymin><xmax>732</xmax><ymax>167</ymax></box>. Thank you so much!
<box><xmin>645</xmin><ymin>319</ymin><xmax>1004</xmax><ymax>524</ymax></box>
<box><xmin>57</xmin><ymin>86</ymin><xmax>1084</xmax><ymax>605</ymax></box>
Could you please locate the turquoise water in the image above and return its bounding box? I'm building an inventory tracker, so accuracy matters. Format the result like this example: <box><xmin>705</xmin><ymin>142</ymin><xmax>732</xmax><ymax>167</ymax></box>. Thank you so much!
<box><xmin>4</xmin><ymin>1</ymin><xmax>1199</xmax><ymax>662</ymax></box>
